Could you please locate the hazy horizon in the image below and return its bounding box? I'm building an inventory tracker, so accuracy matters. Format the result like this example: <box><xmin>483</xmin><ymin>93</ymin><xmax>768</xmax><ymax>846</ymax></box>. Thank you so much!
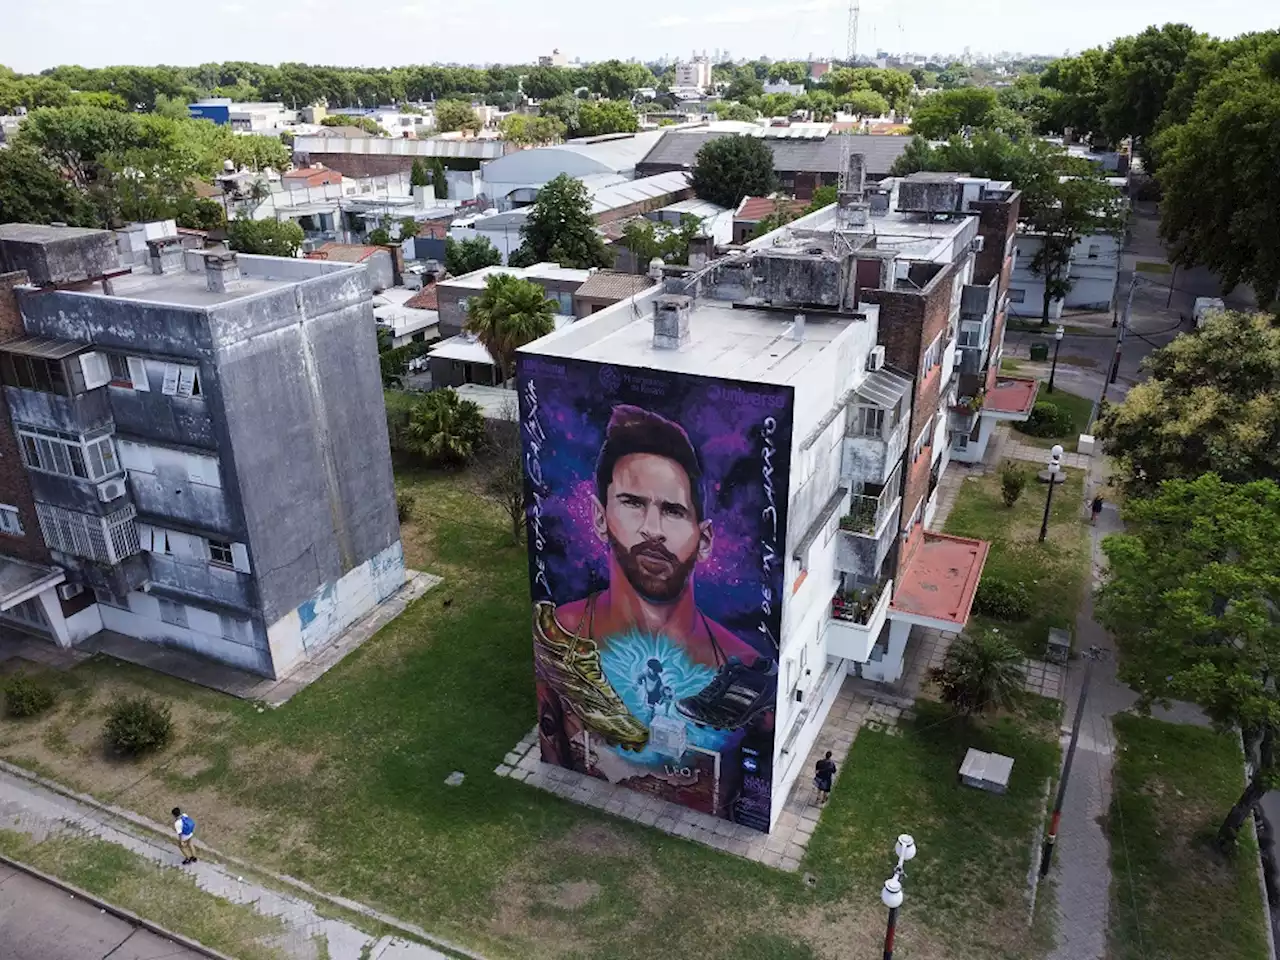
<box><xmin>1</xmin><ymin>0</ymin><xmax>1274</xmax><ymax>74</ymax></box>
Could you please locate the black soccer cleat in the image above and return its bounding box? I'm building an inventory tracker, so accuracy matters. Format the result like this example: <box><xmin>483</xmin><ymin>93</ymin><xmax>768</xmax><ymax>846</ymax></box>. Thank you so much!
<box><xmin>676</xmin><ymin>656</ymin><xmax>777</xmax><ymax>731</ymax></box>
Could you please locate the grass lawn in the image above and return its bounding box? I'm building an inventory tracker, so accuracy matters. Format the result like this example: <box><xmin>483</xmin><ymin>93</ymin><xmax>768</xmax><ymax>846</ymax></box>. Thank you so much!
<box><xmin>1012</xmin><ymin>389</ymin><xmax>1095</xmax><ymax>451</ymax></box>
<box><xmin>999</xmin><ymin>358</ymin><xmax>1023</xmax><ymax>373</ymax></box>
<box><xmin>942</xmin><ymin>463</ymin><xmax>1091</xmax><ymax>657</ymax></box>
<box><xmin>0</xmin><ymin>464</ymin><xmax>1060</xmax><ymax>960</ymax></box>
<box><xmin>0</xmin><ymin>830</ymin><xmax>293</xmax><ymax>960</ymax></box>
<box><xmin>1108</xmin><ymin>715</ymin><xmax>1270</xmax><ymax>960</ymax></box>
<box><xmin>1134</xmin><ymin>260</ymin><xmax>1172</xmax><ymax>275</ymax></box>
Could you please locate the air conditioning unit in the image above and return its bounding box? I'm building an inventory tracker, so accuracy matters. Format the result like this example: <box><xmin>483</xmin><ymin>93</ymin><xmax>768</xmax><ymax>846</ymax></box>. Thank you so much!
<box><xmin>970</xmin><ymin>235</ymin><xmax>986</xmax><ymax>253</ymax></box>
<box><xmin>96</xmin><ymin>477</ymin><xmax>128</xmax><ymax>502</ymax></box>
<box><xmin>866</xmin><ymin>345</ymin><xmax>886</xmax><ymax>371</ymax></box>
<box><xmin>57</xmin><ymin>583</ymin><xmax>84</xmax><ymax>601</ymax></box>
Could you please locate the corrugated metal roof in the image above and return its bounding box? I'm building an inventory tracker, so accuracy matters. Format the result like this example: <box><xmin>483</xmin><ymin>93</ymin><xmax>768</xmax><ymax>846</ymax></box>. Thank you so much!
<box><xmin>659</xmin><ymin>198</ymin><xmax>727</xmax><ymax>218</ymax></box>
<box><xmin>637</xmin><ymin>131</ymin><xmax>912</xmax><ymax>176</ymax></box>
<box><xmin>574</xmin><ymin>271</ymin><xmax>656</xmax><ymax>301</ymax></box>
<box><xmin>589</xmin><ymin>171</ymin><xmax>691</xmax><ymax>214</ymax></box>
<box><xmin>0</xmin><ymin>336</ymin><xmax>88</xmax><ymax>361</ymax></box>
<box><xmin>558</xmin><ymin>130</ymin><xmax>666</xmax><ymax>171</ymax></box>
<box><xmin>854</xmin><ymin>368</ymin><xmax>912</xmax><ymax>409</ymax></box>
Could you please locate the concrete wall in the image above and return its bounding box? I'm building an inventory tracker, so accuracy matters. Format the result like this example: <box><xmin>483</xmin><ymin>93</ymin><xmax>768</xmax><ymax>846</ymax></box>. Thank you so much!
<box><xmin>209</xmin><ymin>267</ymin><xmax>401</xmax><ymax>626</ymax></box>
<box><xmin>101</xmin><ymin>591</ymin><xmax>271</xmax><ymax>674</ymax></box>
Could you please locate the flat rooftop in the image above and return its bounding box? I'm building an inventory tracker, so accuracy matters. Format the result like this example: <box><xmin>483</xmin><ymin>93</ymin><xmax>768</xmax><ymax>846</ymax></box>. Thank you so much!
<box><xmin>440</xmin><ymin>262</ymin><xmax>593</xmax><ymax>291</ymax></box>
<box><xmin>526</xmin><ymin>298</ymin><xmax>876</xmax><ymax>387</ymax></box>
<box><xmin>890</xmin><ymin>532</ymin><xmax>990</xmax><ymax>630</ymax></box>
<box><xmin>984</xmin><ymin>376</ymin><xmax>1041</xmax><ymax>419</ymax></box>
<box><xmin>85</xmin><ymin>252</ymin><xmax>355</xmax><ymax>308</ymax></box>
<box><xmin>768</xmin><ymin>205</ymin><xmax>973</xmax><ymax>264</ymax></box>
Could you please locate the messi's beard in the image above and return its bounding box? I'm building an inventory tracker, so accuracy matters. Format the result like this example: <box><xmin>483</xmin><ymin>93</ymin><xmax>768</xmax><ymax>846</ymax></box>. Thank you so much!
<box><xmin>610</xmin><ymin>536</ymin><xmax>698</xmax><ymax>603</ymax></box>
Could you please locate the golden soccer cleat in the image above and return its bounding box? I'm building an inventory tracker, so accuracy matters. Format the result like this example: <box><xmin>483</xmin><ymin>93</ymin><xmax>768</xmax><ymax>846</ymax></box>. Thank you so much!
<box><xmin>534</xmin><ymin>601</ymin><xmax>649</xmax><ymax>752</ymax></box>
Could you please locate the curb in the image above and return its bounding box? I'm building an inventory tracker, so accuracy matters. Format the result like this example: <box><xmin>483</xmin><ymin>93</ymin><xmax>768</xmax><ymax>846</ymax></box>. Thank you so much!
<box><xmin>0</xmin><ymin>758</ymin><xmax>484</xmax><ymax>960</ymax></box>
<box><xmin>0</xmin><ymin>852</ymin><xmax>236</xmax><ymax>960</ymax></box>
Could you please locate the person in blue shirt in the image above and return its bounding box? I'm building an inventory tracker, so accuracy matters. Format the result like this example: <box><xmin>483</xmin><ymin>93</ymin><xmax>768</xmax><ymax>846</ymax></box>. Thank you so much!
<box><xmin>172</xmin><ymin>806</ymin><xmax>197</xmax><ymax>865</ymax></box>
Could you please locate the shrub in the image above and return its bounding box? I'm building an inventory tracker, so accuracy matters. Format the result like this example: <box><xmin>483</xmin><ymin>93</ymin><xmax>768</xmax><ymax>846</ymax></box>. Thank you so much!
<box><xmin>1020</xmin><ymin>400</ymin><xmax>1074</xmax><ymax>438</ymax></box>
<box><xmin>3</xmin><ymin>674</ymin><xmax>56</xmax><ymax>718</ymax></box>
<box><xmin>104</xmin><ymin>696</ymin><xmax>172</xmax><ymax>757</ymax></box>
<box><xmin>397</xmin><ymin>492</ymin><xmax>415</xmax><ymax>522</ymax></box>
<box><xmin>928</xmin><ymin>631</ymin><xmax>1024</xmax><ymax>714</ymax></box>
<box><xmin>974</xmin><ymin>576</ymin><xmax>1032</xmax><ymax>620</ymax></box>
<box><xmin>1000</xmin><ymin>463</ymin><xmax>1028</xmax><ymax>507</ymax></box>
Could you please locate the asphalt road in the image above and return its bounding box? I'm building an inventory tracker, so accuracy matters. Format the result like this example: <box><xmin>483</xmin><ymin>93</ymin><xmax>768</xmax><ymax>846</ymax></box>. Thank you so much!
<box><xmin>0</xmin><ymin>865</ymin><xmax>203</xmax><ymax>960</ymax></box>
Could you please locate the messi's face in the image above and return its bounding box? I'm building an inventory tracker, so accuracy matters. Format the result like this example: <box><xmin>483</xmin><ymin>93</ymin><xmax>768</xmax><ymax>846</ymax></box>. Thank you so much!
<box><xmin>593</xmin><ymin>453</ymin><xmax>712</xmax><ymax>602</ymax></box>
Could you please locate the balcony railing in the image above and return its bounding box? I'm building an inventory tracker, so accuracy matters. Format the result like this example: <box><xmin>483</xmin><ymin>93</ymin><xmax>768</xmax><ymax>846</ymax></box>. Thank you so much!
<box><xmin>839</xmin><ymin>476</ymin><xmax>897</xmax><ymax>537</ymax></box>
<box><xmin>831</xmin><ymin>577</ymin><xmax>890</xmax><ymax>626</ymax></box>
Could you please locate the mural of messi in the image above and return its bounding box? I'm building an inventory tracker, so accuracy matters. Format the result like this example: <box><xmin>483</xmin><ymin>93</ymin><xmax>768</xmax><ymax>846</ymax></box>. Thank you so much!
<box><xmin>520</xmin><ymin>358</ymin><xmax>792</xmax><ymax>828</ymax></box>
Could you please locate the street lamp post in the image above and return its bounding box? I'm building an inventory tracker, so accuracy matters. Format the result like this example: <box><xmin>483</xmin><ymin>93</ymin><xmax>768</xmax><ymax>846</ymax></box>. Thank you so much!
<box><xmin>881</xmin><ymin>834</ymin><xmax>916</xmax><ymax>960</ymax></box>
<box><xmin>1048</xmin><ymin>324</ymin><xmax>1064</xmax><ymax>393</ymax></box>
<box><xmin>1038</xmin><ymin>444</ymin><xmax>1064</xmax><ymax>543</ymax></box>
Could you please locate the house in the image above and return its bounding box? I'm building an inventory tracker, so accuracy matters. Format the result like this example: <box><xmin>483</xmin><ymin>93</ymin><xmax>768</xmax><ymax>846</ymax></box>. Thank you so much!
<box><xmin>675</xmin><ymin>56</ymin><xmax>713</xmax><ymax>89</ymax></box>
<box><xmin>305</xmin><ymin>243</ymin><xmax>397</xmax><ymax>292</ymax></box>
<box><xmin>732</xmin><ymin>196</ymin><xmax>809</xmax><ymax>244</ymax></box>
<box><xmin>282</xmin><ymin>164</ymin><xmax>343</xmax><ymax>189</ymax></box>
<box><xmin>1007</xmin><ymin>228</ymin><xmax>1121</xmax><ymax>319</ymax></box>
<box><xmin>292</xmin><ymin>134</ymin><xmax>508</xmax><ymax>180</ymax></box>
<box><xmin>512</xmin><ymin>157</ymin><xmax>1027</xmax><ymax>834</ymax></box>
<box><xmin>374</xmin><ymin>285</ymin><xmax>440</xmax><ymax>348</ymax></box>
<box><xmin>188</xmin><ymin>99</ymin><xmax>291</xmax><ymax>132</ymax></box>
<box><xmin>0</xmin><ymin>225</ymin><xmax>404</xmax><ymax>677</ymax></box>
<box><xmin>635</xmin><ymin>128</ymin><xmax>913</xmax><ymax>200</ymax></box>
<box><xmin>571</xmin><ymin>271</ymin><xmax>655</xmax><ymax>317</ymax></box>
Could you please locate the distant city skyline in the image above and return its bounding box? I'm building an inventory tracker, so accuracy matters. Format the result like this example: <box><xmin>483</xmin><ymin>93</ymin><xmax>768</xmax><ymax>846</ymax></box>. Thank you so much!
<box><xmin>1</xmin><ymin>0</ymin><xmax>1274</xmax><ymax>74</ymax></box>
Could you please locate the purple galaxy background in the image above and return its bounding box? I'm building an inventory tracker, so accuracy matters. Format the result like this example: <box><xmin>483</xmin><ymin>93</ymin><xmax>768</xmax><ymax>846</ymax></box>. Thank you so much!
<box><xmin>519</xmin><ymin>356</ymin><xmax>794</xmax><ymax>658</ymax></box>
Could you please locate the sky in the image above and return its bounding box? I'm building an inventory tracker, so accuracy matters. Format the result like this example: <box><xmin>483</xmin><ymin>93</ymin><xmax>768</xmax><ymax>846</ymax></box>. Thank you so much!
<box><xmin>1</xmin><ymin>0</ymin><xmax>1274</xmax><ymax>73</ymax></box>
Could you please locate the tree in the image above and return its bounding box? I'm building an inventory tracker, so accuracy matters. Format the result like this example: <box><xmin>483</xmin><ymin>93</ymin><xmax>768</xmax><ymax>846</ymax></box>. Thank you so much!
<box><xmin>410</xmin><ymin>157</ymin><xmax>430</xmax><ymax>187</ymax></box>
<box><xmin>430</xmin><ymin>158</ymin><xmax>449</xmax><ymax>199</ymax></box>
<box><xmin>1039</xmin><ymin>47</ymin><xmax>1112</xmax><ymax>136</ymax></box>
<box><xmin>445</xmin><ymin>235</ymin><xmax>503</xmax><ymax>276</ymax></box>
<box><xmin>499</xmin><ymin>113</ymin><xmax>566</xmax><ymax>146</ymax></box>
<box><xmin>909</xmin><ymin>88</ymin><xmax>999</xmax><ymax>139</ymax></box>
<box><xmin>1100</xmin><ymin>23</ymin><xmax>1206</xmax><ymax>152</ymax></box>
<box><xmin>1000</xmin><ymin>463</ymin><xmax>1028</xmax><ymax>507</ymax></box>
<box><xmin>1095</xmin><ymin>474</ymin><xmax>1280</xmax><ymax>848</ymax></box>
<box><xmin>481</xmin><ymin>408</ymin><xmax>526</xmax><ymax>544</ymax></box>
<box><xmin>320</xmin><ymin>114</ymin><xmax>382</xmax><ymax>136</ymax></box>
<box><xmin>405</xmin><ymin>389</ymin><xmax>486</xmax><ymax>466</ymax></box>
<box><xmin>539</xmin><ymin>94</ymin><xmax>581</xmax><ymax>133</ymax></box>
<box><xmin>367</xmin><ymin>226</ymin><xmax>392</xmax><ymax>246</ymax></box>
<box><xmin>434</xmin><ymin>99</ymin><xmax>481</xmax><ymax>133</ymax></box>
<box><xmin>711</xmin><ymin>101</ymin><xmax>758</xmax><ymax>122</ymax></box>
<box><xmin>844</xmin><ymin>90</ymin><xmax>889</xmax><ymax>117</ymax></box>
<box><xmin>227</xmin><ymin>218</ymin><xmax>303</xmax><ymax>257</ymax></box>
<box><xmin>582</xmin><ymin>60</ymin><xmax>655</xmax><ymax>100</ymax></box>
<box><xmin>620</xmin><ymin>214</ymin><xmax>704</xmax><ymax>268</ymax></box>
<box><xmin>152</xmin><ymin>93</ymin><xmax>191</xmax><ymax>119</ymax></box>
<box><xmin>463</xmin><ymin>273</ymin><xmax>557</xmax><ymax>383</ymax></box>
<box><xmin>1095</xmin><ymin>311</ymin><xmax>1280</xmax><ymax>498</ymax></box>
<box><xmin>725</xmin><ymin>74</ymin><xmax>764</xmax><ymax>102</ymax></box>
<box><xmin>802</xmin><ymin>89</ymin><xmax>837</xmax><ymax>120</ymax></box>
<box><xmin>690</xmin><ymin>136</ymin><xmax>775</xmax><ymax>210</ymax></box>
<box><xmin>398</xmin><ymin>217</ymin><xmax>420</xmax><ymax>239</ymax></box>
<box><xmin>574</xmin><ymin>100</ymin><xmax>638</xmax><ymax>137</ymax></box>
<box><xmin>173</xmin><ymin>195</ymin><xmax>226</xmax><ymax>232</ymax></box>
<box><xmin>513</xmin><ymin>173</ymin><xmax>610</xmax><ymax>269</ymax></box>
<box><xmin>1155</xmin><ymin>44</ymin><xmax>1280</xmax><ymax>309</ymax></box>
<box><xmin>803</xmin><ymin>185</ymin><xmax>837</xmax><ymax>215</ymax></box>
<box><xmin>522</xmin><ymin>66</ymin><xmax>574</xmax><ymax>101</ymax></box>
<box><xmin>928</xmin><ymin>630</ymin><xmax>1025</xmax><ymax>714</ymax></box>
<box><xmin>0</xmin><ymin>146</ymin><xmax>91</xmax><ymax>227</ymax></box>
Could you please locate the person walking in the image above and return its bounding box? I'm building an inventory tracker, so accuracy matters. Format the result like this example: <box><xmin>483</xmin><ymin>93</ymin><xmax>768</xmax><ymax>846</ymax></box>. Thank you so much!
<box><xmin>172</xmin><ymin>807</ymin><xmax>197</xmax><ymax>865</ymax></box>
<box><xmin>1090</xmin><ymin>495</ymin><xmax>1104</xmax><ymax>525</ymax></box>
<box><xmin>813</xmin><ymin>751</ymin><xmax>837</xmax><ymax>804</ymax></box>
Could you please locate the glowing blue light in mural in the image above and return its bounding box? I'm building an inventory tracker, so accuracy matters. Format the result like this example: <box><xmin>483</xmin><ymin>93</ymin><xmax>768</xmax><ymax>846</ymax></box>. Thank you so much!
<box><xmin>599</xmin><ymin>629</ymin><xmax>736</xmax><ymax>764</ymax></box>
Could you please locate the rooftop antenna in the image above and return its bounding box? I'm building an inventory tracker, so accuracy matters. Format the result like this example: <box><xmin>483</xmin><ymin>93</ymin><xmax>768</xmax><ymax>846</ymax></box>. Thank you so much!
<box><xmin>837</xmin><ymin>0</ymin><xmax>860</xmax><ymax>198</ymax></box>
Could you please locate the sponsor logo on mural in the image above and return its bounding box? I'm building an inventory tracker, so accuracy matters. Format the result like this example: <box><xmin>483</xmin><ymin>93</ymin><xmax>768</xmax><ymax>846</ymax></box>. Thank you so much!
<box><xmin>518</xmin><ymin>356</ymin><xmax>793</xmax><ymax>830</ymax></box>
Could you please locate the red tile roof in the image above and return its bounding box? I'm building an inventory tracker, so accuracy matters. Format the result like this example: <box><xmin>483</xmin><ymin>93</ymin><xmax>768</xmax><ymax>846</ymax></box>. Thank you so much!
<box><xmin>984</xmin><ymin>376</ymin><xmax>1040</xmax><ymax>418</ymax></box>
<box><xmin>735</xmin><ymin>196</ymin><xmax>807</xmax><ymax>222</ymax></box>
<box><xmin>890</xmin><ymin>532</ymin><xmax>990</xmax><ymax>629</ymax></box>
<box><xmin>404</xmin><ymin>285</ymin><xmax>439</xmax><ymax>310</ymax></box>
<box><xmin>307</xmin><ymin>243</ymin><xmax>381</xmax><ymax>263</ymax></box>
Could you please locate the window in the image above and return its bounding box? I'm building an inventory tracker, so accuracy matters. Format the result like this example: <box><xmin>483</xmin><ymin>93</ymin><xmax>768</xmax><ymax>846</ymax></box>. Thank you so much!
<box><xmin>0</xmin><ymin>353</ymin><xmax>68</xmax><ymax>395</ymax></box>
<box><xmin>208</xmin><ymin>538</ymin><xmax>235</xmax><ymax>567</ymax></box>
<box><xmin>854</xmin><ymin>405</ymin><xmax>885</xmax><ymax>438</ymax></box>
<box><xmin>17</xmin><ymin>426</ymin><xmax>120</xmax><ymax>482</ymax></box>
<box><xmin>921</xmin><ymin>333</ymin><xmax>942</xmax><ymax>371</ymax></box>
<box><xmin>219</xmin><ymin>614</ymin><xmax>245</xmax><ymax>642</ymax></box>
<box><xmin>911</xmin><ymin>418</ymin><xmax>933</xmax><ymax>463</ymax></box>
<box><xmin>958</xmin><ymin>321</ymin><xmax>984</xmax><ymax>348</ymax></box>
<box><xmin>158</xmin><ymin>598</ymin><xmax>188</xmax><ymax>629</ymax></box>
<box><xmin>160</xmin><ymin>363</ymin><xmax>201</xmax><ymax>398</ymax></box>
<box><xmin>106</xmin><ymin>354</ymin><xmax>150</xmax><ymax>391</ymax></box>
<box><xmin>1009</xmin><ymin>288</ymin><xmax>1026</xmax><ymax>303</ymax></box>
<box><xmin>35</xmin><ymin>503</ymin><xmax>139</xmax><ymax>564</ymax></box>
<box><xmin>952</xmin><ymin>432</ymin><xmax>969</xmax><ymax>450</ymax></box>
<box><xmin>0</xmin><ymin>504</ymin><xmax>21</xmax><ymax>535</ymax></box>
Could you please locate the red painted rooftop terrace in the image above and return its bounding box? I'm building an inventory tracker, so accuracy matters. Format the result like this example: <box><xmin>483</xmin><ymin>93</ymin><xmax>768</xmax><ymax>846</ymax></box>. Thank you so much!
<box><xmin>890</xmin><ymin>532</ymin><xmax>990</xmax><ymax>630</ymax></box>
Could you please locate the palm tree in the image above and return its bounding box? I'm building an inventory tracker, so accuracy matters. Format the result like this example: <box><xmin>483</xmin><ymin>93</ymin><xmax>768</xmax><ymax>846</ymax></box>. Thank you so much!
<box><xmin>928</xmin><ymin>630</ymin><xmax>1025</xmax><ymax>715</ymax></box>
<box><xmin>464</xmin><ymin>273</ymin><xmax>557</xmax><ymax>385</ymax></box>
<box><xmin>405</xmin><ymin>390</ymin><xmax>486</xmax><ymax>467</ymax></box>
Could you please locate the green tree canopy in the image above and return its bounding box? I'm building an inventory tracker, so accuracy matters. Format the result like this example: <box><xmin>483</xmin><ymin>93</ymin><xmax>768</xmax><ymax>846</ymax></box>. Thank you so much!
<box><xmin>843</xmin><ymin>90</ymin><xmax>889</xmax><ymax>117</ymax></box>
<box><xmin>573</xmin><ymin>100</ymin><xmax>637</xmax><ymax>138</ymax></box>
<box><xmin>1096</xmin><ymin>473</ymin><xmax>1280</xmax><ymax>847</ymax></box>
<box><xmin>445</xmin><ymin>235</ymin><xmax>503</xmax><ymax>276</ymax></box>
<box><xmin>909</xmin><ymin>87</ymin><xmax>1000</xmax><ymax>139</ymax></box>
<box><xmin>513</xmin><ymin>173</ymin><xmax>610</xmax><ymax>269</ymax></box>
<box><xmin>581</xmin><ymin>60</ymin><xmax>655</xmax><ymax>100</ymax></box>
<box><xmin>522</xmin><ymin>66</ymin><xmax>575</xmax><ymax>101</ymax></box>
<box><xmin>498</xmin><ymin>113</ymin><xmax>566</xmax><ymax>146</ymax></box>
<box><xmin>464</xmin><ymin>273</ymin><xmax>557</xmax><ymax>382</ymax></box>
<box><xmin>433</xmin><ymin>100</ymin><xmax>481</xmax><ymax>133</ymax></box>
<box><xmin>690</xmin><ymin>136</ymin><xmax>775</xmax><ymax>210</ymax></box>
<box><xmin>538</xmin><ymin>94</ymin><xmax>581</xmax><ymax>133</ymax></box>
<box><xmin>227</xmin><ymin>218</ymin><xmax>304</xmax><ymax>258</ymax></box>
<box><xmin>405</xmin><ymin>389</ymin><xmax>486</xmax><ymax>466</ymax></box>
<box><xmin>1095</xmin><ymin>311</ymin><xmax>1280</xmax><ymax>497</ymax></box>
<box><xmin>0</xmin><ymin>146</ymin><xmax>91</xmax><ymax>226</ymax></box>
<box><xmin>320</xmin><ymin>114</ymin><xmax>383</xmax><ymax>136</ymax></box>
<box><xmin>710</xmin><ymin>101</ymin><xmax>758</xmax><ymax>122</ymax></box>
<box><xmin>1101</xmin><ymin>23</ymin><xmax>1207</xmax><ymax>150</ymax></box>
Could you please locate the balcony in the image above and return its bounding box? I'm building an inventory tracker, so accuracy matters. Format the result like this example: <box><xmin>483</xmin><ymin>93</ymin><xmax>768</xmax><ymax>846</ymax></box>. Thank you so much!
<box><xmin>843</xmin><ymin>416</ymin><xmax>908</xmax><ymax>486</ymax></box>
<box><xmin>843</xmin><ymin>367</ymin><xmax>913</xmax><ymax>486</ymax></box>
<box><xmin>823</xmin><ymin>578</ymin><xmax>894</xmax><ymax>662</ymax></box>
<box><xmin>948</xmin><ymin>390</ymin><xmax>984</xmax><ymax>434</ymax></box>
<box><xmin>835</xmin><ymin>468</ymin><xmax>901</xmax><ymax>581</ymax></box>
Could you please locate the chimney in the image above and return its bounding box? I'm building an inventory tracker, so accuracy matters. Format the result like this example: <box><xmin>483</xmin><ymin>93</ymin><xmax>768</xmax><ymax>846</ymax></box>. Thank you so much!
<box><xmin>687</xmin><ymin>235</ymin><xmax>715</xmax><ymax>270</ymax></box>
<box><xmin>147</xmin><ymin>237</ymin><xmax>184</xmax><ymax>275</ymax></box>
<box><xmin>652</xmin><ymin>294</ymin><xmax>692</xmax><ymax>350</ymax></box>
<box><xmin>790</xmin><ymin>313</ymin><xmax>806</xmax><ymax>342</ymax></box>
<box><xmin>203</xmin><ymin>250</ymin><xmax>242</xmax><ymax>294</ymax></box>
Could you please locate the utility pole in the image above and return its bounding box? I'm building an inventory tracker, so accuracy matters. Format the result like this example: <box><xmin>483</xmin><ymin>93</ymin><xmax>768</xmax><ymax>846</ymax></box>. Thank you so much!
<box><xmin>1041</xmin><ymin>647</ymin><xmax>1101</xmax><ymax>877</ymax></box>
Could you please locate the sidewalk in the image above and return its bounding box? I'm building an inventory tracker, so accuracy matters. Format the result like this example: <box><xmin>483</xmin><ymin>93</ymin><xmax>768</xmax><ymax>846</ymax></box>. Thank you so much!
<box><xmin>0</xmin><ymin>763</ymin><xmax>453</xmax><ymax>960</ymax></box>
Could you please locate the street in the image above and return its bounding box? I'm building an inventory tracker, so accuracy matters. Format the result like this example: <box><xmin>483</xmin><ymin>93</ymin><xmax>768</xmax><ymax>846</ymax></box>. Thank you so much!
<box><xmin>0</xmin><ymin>864</ymin><xmax>203</xmax><ymax>960</ymax></box>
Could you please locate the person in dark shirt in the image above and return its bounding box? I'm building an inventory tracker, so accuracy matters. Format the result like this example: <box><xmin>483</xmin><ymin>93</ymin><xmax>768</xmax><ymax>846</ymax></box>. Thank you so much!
<box><xmin>1090</xmin><ymin>495</ymin><xmax>1104</xmax><ymax>525</ymax></box>
<box><xmin>814</xmin><ymin>751</ymin><xmax>837</xmax><ymax>804</ymax></box>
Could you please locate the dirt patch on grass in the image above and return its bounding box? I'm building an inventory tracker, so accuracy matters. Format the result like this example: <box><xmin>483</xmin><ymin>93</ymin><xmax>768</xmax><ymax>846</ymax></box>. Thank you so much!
<box><xmin>557</xmin><ymin>821</ymin><xmax>638</xmax><ymax>858</ymax></box>
<box><xmin>547</xmin><ymin>879</ymin><xmax>600</xmax><ymax>910</ymax></box>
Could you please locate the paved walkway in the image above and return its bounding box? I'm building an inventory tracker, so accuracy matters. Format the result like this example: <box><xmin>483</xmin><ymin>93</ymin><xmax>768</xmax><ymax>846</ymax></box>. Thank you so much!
<box><xmin>0</xmin><ymin>766</ymin><xmax>447</xmax><ymax>960</ymax></box>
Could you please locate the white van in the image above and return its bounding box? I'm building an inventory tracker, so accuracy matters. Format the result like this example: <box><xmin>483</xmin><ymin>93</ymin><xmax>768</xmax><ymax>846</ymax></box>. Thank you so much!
<box><xmin>1193</xmin><ymin>297</ymin><xmax>1225</xmax><ymax>329</ymax></box>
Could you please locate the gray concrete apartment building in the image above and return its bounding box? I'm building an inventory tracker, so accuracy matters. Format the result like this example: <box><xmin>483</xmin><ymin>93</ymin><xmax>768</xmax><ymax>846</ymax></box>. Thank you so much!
<box><xmin>0</xmin><ymin>224</ymin><xmax>404</xmax><ymax>678</ymax></box>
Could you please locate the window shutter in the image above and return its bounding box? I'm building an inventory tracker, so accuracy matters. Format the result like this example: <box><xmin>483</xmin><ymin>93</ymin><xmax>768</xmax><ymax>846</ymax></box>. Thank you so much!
<box><xmin>176</xmin><ymin>366</ymin><xmax>197</xmax><ymax>398</ymax></box>
<box><xmin>119</xmin><ymin>441</ymin><xmax>154</xmax><ymax>474</ymax></box>
<box><xmin>195</xmin><ymin>536</ymin><xmax>211</xmax><ymax>561</ymax></box>
<box><xmin>230</xmin><ymin>542</ymin><xmax>251</xmax><ymax>573</ymax></box>
<box><xmin>126</xmin><ymin>356</ymin><xmax>150</xmax><ymax>391</ymax></box>
<box><xmin>137</xmin><ymin>523</ymin><xmax>154</xmax><ymax>552</ymax></box>
<box><xmin>78</xmin><ymin>352</ymin><xmax>111</xmax><ymax>390</ymax></box>
<box><xmin>161</xmin><ymin>364</ymin><xmax>180</xmax><ymax>396</ymax></box>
